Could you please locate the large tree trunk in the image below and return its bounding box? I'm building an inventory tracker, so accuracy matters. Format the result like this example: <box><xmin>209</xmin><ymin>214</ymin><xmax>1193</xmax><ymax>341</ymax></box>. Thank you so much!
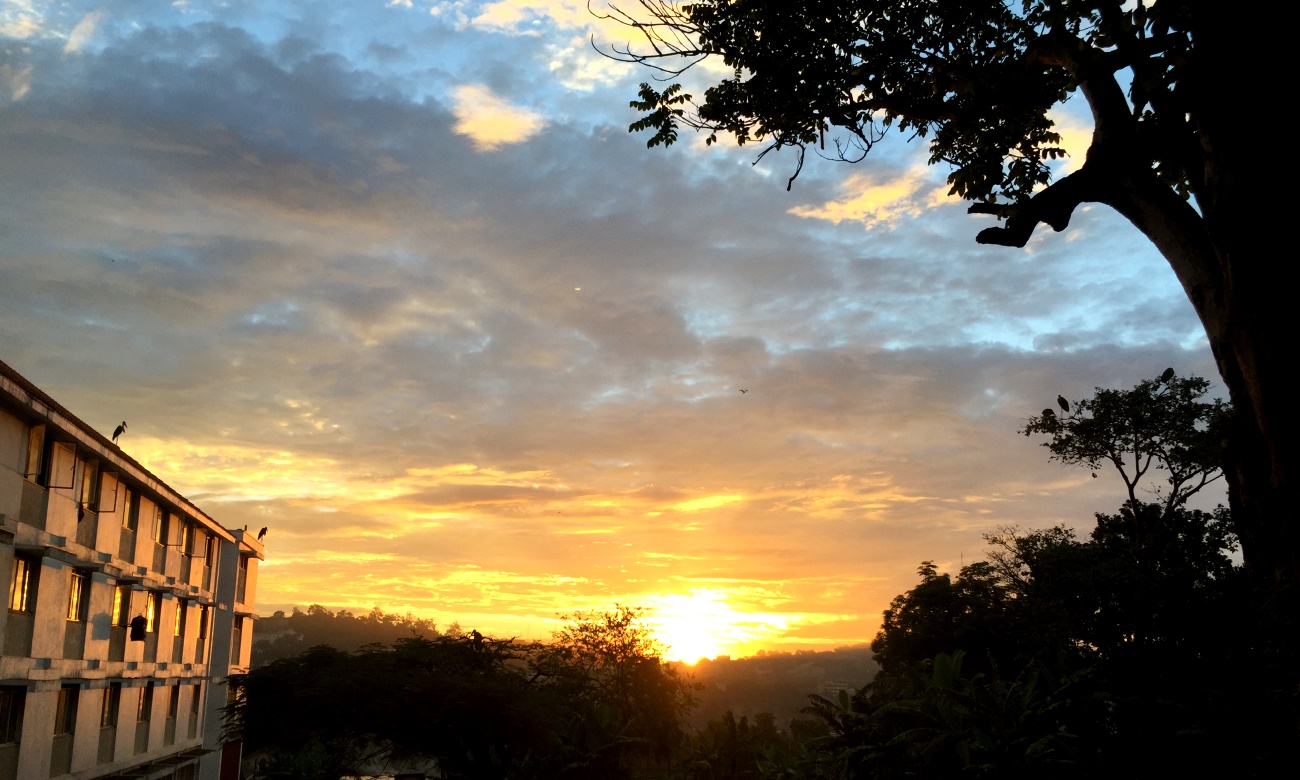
<box><xmin>1190</xmin><ymin>13</ymin><xmax>1296</xmax><ymax>586</ymax></box>
<box><xmin>1105</xmin><ymin>13</ymin><xmax>1298</xmax><ymax>585</ymax></box>
<box><xmin>1100</xmin><ymin>164</ymin><xmax>1298</xmax><ymax>586</ymax></box>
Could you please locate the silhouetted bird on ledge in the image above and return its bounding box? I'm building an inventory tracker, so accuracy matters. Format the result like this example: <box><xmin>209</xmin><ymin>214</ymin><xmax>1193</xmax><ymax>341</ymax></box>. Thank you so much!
<box><xmin>1057</xmin><ymin>395</ymin><xmax>1070</xmax><ymax>413</ymax></box>
<box><xmin>257</xmin><ymin>527</ymin><xmax>267</xmax><ymax>541</ymax></box>
<box><xmin>112</xmin><ymin>421</ymin><xmax>127</xmax><ymax>443</ymax></box>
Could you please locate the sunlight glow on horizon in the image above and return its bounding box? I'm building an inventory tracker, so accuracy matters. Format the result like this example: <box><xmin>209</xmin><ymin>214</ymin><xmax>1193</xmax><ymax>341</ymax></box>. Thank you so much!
<box><xmin>644</xmin><ymin>590</ymin><xmax>800</xmax><ymax>662</ymax></box>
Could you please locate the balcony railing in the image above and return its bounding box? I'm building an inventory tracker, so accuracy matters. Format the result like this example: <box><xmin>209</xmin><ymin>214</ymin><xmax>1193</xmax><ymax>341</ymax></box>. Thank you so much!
<box><xmin>119</xmin><ymin>528</ymin><xmax>135</xmax><ymax>564</ymax></box>
<box><xmin>108</xmin><ymin>626</ymin><xmax>126</xmax><ymax>662</ymax></box>
<box><xmin>133</xmin><ymin>720</ymin><xmax>148</xmax><ymax>755</ymax></box>
<box><xmin>97</xmin><ymin>727</ymin><xmax>116</xmax><ymax>765</ymax></box>
<box><xmin>0</xmin><ymin>743</ymin><xmax>18</xmax><ymax>780</ymax></box>
<box><xmin>62</xmin><ymin>621</ymin><xmax>86</xmax><ymax>661</ymax></box>
<box><xmin>49</xmin><ymin>734</ymin><xmax>73</xmax><ymax>776</ymax></box>
<box><xmin>75</xmin><ymin>510</ymin><xmax>96</xmax><ymax>547</ymax></box>
<box><xmin>2</xmin><ymin>611</ymin><xmax>34</xmax><ymax>657</ymax></box>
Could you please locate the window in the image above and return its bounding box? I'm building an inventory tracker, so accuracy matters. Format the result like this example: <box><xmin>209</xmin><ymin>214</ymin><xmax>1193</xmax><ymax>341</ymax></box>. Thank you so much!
<box><xmin>111</xmin><ymin>583</ymin><xmax>131</xmax><ymax>626</ymax></box>
<box><xmin>67</xmin><ymin>569</ymin><xmax>90</xmax><ymax>622</ymax></box>
<box><xmin>79</xmin><ymin>459</ymin><xmax>100</xmax><ymax>509</ymax></box>
<box><xmin>190</xmin><ymin>683</ymin><xmax>201</xmax><ymax>715</ymax></box>
<box><xmin>100</xmin><ymin>684</ymin><xmax>121</xmax><ymax>728</ymax></box>
<box><xmin>195</xmin><ymin>604</ymin><xmax>209</xmax><ymax>659</ymax></box>
<box><xmin>0</xmin><ymin>687</ymin><xmax>24</xmax><ymax>744</ymax></box>
<box><xmin>236</xmin><ymin>554</ymin><xmax>249</xmax><ymax>603</ymax></box>
<box><xmin>136</xmin><ymin>683</ymin><xmax>153</xmax><ymax>723</ymax></box>
<box><xmin>144</xmin><ymin>592</ymin><xmax>161</xmax><ymax>633</ymax></box>
<box><xmin>151</xmin><ymin>509</ymin><xmax>169</xmax><ymax>545</ymax></box>
<box><xmin>8</xmin><ymin>556</ymin><xmax>37</xmax><ymax>613</ymax></box>
<box><xmin>54</xmin><ymin>686</ymin><xmax>78</xmax><ymax>737</ymax></box>
<box><xmin>167</xmin><ymin>686</ymin><xmax>180</xmax><ymax>719</ymax></box>
<box><xmin>174</xmin><ymin>599</ymin><xmax>186</xmax><ymax>637</ymax></box>
<box><xmin>123</xmin><ymin>490</ymin><xmax>138</xmax><ymax>531</ymax></box>
<box><xmin>23</xmin><ymin>423</ymin><xmax>45</xmax><ymax>482</ymax></box>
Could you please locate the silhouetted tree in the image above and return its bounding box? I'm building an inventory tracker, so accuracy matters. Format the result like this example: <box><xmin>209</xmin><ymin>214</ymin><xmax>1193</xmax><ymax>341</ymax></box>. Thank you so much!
<box><xmin>1022</xmin><ymin>372</ymin><xmax>1228</xmax><ymax>518</ymax></box>
<box><xmin>601</xmin><ymin>1</ymin><xmax>1294</xmax><ymax>584</ymax></box>
<box><xmin>531</xmin><ymin>606</ymin><xmax>698</xmax><ymax>778</ymax></box>
<box><xmin>229</xmin><ymin>607</ymin><xmax>697</xmax><ymax>779</ymax></box>
<box><xmin>789</xmin><ymin>373</ymin><xmax>1290</xmax><ymax>777</ymax></box>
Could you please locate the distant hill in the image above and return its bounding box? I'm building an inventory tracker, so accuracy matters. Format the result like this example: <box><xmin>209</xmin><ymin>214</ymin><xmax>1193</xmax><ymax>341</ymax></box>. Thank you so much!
<box><xmin>680</xmin><ymin>646</ymin><xmax>879</xmax><ymax>730</ymax></box>
<box><xmin>251</xmin><ymin>605</ymin><xmax>442</xmax><ymax>666</ymax></box>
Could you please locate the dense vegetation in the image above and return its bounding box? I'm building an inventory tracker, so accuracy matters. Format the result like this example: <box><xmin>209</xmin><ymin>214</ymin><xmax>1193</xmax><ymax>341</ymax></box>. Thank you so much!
<box><xmin>771</xmin><ymin>373</ymin><xmax>1295</xmax><ymax>778</ymax></box>
<box><xmin>232</xmin><ymin>607</ymin><xmax>696</xmax><ymax>779</ymax></box>
<box><xmin>232</xmin><ymin>373</ymin><xmax>1296</xmax><ymax>778</ymax></box>
<box><xmin>251</xmin><ymin>605</ymin><xmax>440</xmax><ymax>666</ymax></box>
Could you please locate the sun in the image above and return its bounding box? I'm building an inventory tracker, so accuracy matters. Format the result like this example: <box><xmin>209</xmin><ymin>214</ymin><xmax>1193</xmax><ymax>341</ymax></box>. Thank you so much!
<box><xmin>645</xmin><ymin>590</ymin><xmax>780</xmax><ymax>663</ymax></box>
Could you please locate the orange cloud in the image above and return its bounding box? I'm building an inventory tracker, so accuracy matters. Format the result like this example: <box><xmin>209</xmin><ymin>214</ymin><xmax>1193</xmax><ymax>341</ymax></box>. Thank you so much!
<box><xmin>789</xmin><ymin>166</ymin><xmax>935</xmax><ymax>229</ymax></box>
<box><xmin>450</xmin><ymin>84</ymin><xmax>546</xmax><ymax>150</ymax></box>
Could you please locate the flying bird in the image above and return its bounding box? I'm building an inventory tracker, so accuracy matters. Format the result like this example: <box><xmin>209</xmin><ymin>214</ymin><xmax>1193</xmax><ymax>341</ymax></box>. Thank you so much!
<box><xmin>739</xmin><ymin>389</ymin><xmax>748</xmax><ymax>394</ymax></box>
<box><xmin>1161</xmin><ymin>367</ymin><xmax>1175</xmax><ymax>382</ymax></box>
<box><xmin>257</xmin><ymin>527</ymin><xmax>267</xmax><ymax>541</ymax></box>
<box><xmin>111</xmin><ymin>421</ymin><xmax>127</xmax><ymax>443</ymax></box>
<box><xmin>1057</xmin><ymin>395</ymin><xmax>1070</xmax><ymax>413</ymax></box>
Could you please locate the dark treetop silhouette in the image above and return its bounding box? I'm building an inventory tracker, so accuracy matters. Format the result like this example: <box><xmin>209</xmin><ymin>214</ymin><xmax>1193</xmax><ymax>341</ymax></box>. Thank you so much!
<box><xmin>599</xmin><ymin>0</ymin><xmax>1293</xmax><ymax>583</ymax></box>
<box><xmin>789</xmin><ymin>372</ymin><xmax>1285</xmax><ymax>778</ymax></box>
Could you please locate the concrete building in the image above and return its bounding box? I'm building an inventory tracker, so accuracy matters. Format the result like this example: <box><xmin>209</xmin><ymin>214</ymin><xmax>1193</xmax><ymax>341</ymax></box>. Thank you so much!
<box><xmin>0</xmin><ymin>359</ymin><xmax>262</xmax><ymax>780</ymax></box>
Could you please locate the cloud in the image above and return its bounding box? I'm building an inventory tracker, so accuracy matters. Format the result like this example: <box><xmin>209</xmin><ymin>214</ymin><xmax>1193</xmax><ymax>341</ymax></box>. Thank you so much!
<box><xmin>471</xmin><ymin>1</ymin><xmax>593</xmax><ymax>35</ymax></box>
<box><xmin>0</xmin><ymin>64</ymin><xmax>31</xmax><ymax>101</ymax></box>
<box><xmin>64</xmin><ymin>9</ymin><xmax>105</xmax><ymax>54</ymax></box>
<box><xmin>788</xmin><ymin>166</ymin><xmax>938</xmax><ymax>229</ymax></box>
<box><xmin>450</xmin><ymin>83</ymin><xmax>546</xmax><ymax>149</ymax></box>
<box><xmin>0</xmin><ymin>0</ymin><xmax>43</xmax><ymax>39</ymax></box>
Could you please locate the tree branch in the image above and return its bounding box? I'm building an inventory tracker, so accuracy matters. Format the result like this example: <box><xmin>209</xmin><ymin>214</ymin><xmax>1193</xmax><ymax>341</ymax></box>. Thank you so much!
<box><xmin>971</xmin><ymin>166</ymin><xmax>1099</xmax><ymax>247</ymax></box>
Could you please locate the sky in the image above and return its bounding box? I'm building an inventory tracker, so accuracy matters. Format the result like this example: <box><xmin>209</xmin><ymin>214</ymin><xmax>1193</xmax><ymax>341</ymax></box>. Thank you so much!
<box><xmin>0</xmin><ymin>1</ymin><xmax>1221</xmax><ymax>661</ymax></box>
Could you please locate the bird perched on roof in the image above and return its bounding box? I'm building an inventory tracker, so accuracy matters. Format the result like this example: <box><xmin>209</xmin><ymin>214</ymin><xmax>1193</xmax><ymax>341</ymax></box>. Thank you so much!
<box><xmin>1161</xmin><ymin>367</ymin><xmax>1175</xmax><ymax>382</ymax></box>
<box><xmin>1057</xmin><ymin>395</ymin><xmax>1070</xmax><ymax>413</ymax></box>
<box><xmin>257</xmin><ymin>527</ymin><xmax>267</xmax><ymax>541</ymax></box>
<box><xmin>112</xmin><ymin>421</ymin><xmax>127</xmax><ymax>443</ymax></box>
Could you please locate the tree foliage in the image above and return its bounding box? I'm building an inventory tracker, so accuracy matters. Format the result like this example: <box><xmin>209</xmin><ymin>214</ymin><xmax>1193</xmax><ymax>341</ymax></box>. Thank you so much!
<box><xmin>599</xmin><ymin>0</ymin><xmax>1295</xmax><ymax>585</ymax></box>
<box><xmin>228</xmin><ymin>607</ymin><xmax>696</xmax><ymax>780</ymax></box>
<box><xmin>604</xmin><ymin>0</ymin><xmax>1207</xmax><ymax>210</ymax></box>
<box><xmin>251</xmin><ymin>605</ymin><xmax>441</xmax><ymax>666</ymax></box>
<box><xmin>774</xmin><ymin>373</ymin><xmax>1292</xmax><ymax>778</ymax></box>
<box><xmin>1022</xmin><ymin>371</ymin><xmax>1228</xmax><ymax>514</ymax></box>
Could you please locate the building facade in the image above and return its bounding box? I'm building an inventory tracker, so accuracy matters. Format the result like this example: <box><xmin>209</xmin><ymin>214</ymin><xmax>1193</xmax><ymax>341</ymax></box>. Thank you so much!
<box><xmin>0</xmin><ymin>359</ymin><xmax>262</xmax><ymax>780</ymax></box>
